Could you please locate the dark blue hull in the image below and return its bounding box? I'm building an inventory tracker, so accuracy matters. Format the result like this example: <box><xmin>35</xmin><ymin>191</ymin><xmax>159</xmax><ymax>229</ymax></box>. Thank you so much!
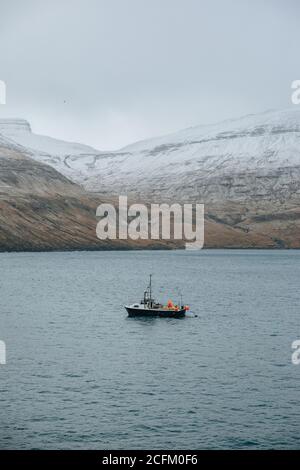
<box><xmin>125</xmin><ymin>307</ymin><xmax>186</xmax><ymax>318</ymax></box>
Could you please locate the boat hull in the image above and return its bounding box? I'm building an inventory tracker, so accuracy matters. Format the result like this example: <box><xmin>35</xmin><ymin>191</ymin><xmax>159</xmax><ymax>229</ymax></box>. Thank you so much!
<box><xmin>125</xmin><ymin>306</ymin><xmax>186</xmax><ymax>318</ymax></box>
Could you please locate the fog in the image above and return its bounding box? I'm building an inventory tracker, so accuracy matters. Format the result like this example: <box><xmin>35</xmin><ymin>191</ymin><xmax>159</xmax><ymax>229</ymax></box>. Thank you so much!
<box><xmin>0</xmin><ymin>0</ymin><xmax>299</xmax><ymax>149</ymax></box>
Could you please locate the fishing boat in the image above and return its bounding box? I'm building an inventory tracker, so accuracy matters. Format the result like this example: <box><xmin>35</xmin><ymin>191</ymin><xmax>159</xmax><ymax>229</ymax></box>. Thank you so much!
<box><xmin>125</xmin><ymin>275</ymin><xmax>189</xmax><ymax>318</ymax></box>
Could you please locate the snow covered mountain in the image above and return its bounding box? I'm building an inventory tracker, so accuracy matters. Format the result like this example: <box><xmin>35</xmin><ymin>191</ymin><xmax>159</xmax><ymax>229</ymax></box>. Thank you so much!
<box><xmin>87</xmin><ymin>108</ymin><xmax>300</xmax><ymax>203</ymax></box>
<box><xmin>1</xmin><ymin>109</ymin><xmax>300</xmax><ymax>248</ymax></box>
<box><xmin>1</xmin><ymin>109</ymin><xmax>300</xmax><ymax>206</ymax></box>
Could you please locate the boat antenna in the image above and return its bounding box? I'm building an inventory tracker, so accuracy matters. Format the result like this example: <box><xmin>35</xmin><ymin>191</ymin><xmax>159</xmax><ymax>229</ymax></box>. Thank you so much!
<box><xmin>149</xmin><ymin>273</ymin><xmax>152</xmax><ymax>301</ymax></box>
<box><xmin>177</xmin><ymin>288</ymin><xmax>183</xmax><ymax>307</ymax></box>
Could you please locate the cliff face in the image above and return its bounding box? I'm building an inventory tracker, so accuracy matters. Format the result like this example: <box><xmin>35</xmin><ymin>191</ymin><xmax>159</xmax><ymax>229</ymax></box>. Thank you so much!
<box><xmin>0</xmin><ymin>118</ymin><xmax>32</xmax><ymax>134</ymax></box>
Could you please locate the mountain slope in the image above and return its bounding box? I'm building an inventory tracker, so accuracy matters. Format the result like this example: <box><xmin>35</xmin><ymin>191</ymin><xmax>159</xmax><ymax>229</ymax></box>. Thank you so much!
<box><xmin>0</xmin><ymin>133</ymin><xmax>183</xmax><ymax>251</ymax></box>
<box><xmin>0</xmin><ymin>137</ymin><xmax>100</xmax><ymax>251</ymax></box>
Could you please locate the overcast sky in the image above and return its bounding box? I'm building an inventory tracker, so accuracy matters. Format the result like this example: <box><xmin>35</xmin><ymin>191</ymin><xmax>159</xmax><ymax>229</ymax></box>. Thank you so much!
<box><xmin>0</xmin><ymin>0</ymin><xmax>299</xmax><ymax>150</ymax></box>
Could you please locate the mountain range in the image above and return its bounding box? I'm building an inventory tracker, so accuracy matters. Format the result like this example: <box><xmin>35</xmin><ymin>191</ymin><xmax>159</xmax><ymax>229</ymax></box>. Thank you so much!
<box><xmin>1</xmin><ymin>108</ymin><xmax>300</xmax><ymax>250</ymax></box>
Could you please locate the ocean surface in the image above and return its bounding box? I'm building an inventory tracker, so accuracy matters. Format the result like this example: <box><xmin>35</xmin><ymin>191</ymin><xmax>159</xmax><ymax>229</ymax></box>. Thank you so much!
<box><xmin>1</xmin><ymin>250</ymin><xmax>300</xmax><ymax>450</ymax></box>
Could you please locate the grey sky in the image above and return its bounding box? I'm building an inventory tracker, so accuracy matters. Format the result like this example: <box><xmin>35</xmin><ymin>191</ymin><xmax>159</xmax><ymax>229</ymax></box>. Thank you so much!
<box><xmin>0</xmin><ymin>0</ymin><xmax>299</xmax><ymax>150</ymax></box>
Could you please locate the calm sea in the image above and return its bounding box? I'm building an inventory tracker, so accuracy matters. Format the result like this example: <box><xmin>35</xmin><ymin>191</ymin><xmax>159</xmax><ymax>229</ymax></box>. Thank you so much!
<box><xmin>1</xmin><ymin>250</ymin><xmax>300</xmax><ymax>449</ymax></box>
